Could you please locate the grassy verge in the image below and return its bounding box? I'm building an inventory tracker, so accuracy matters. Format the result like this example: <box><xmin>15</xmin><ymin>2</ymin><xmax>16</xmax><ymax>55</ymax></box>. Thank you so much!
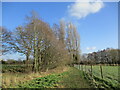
<box><xmin>83</xmin><ymin>71</ymin><xmax>120</xmax><ymax>89</ymax></box>
<box><xmin>15</xmin><ymin>72</ymin><xmax>68</xmax><ymax>88</ymax></box>
<box><xmin>2</xmin><ymin>66</ymin><xmax>69</xmax><ymax>88</ymax></box>
<box><xmin>59</xmin><ymin>67</ymin><xmax>91</xmax><ymax>88</ymax></box>
<box><xmin>74</xmin><ymin>65</ymin><xmax>120</xmax><ymax>89</ymax></box>
<box><xmin>3</xmin><ymin>67</ymin><xmax>91</xmax><ymax>88</ymax></box>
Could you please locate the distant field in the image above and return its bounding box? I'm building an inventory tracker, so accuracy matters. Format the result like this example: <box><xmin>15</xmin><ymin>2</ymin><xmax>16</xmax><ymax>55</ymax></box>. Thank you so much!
<box><xmin>74</xmin><ymin>65</ymin><xmax>120</xmax><ymax>88</ymax></box>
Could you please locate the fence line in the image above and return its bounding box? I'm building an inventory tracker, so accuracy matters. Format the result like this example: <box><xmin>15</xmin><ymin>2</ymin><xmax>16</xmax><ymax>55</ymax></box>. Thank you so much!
<box><xmin>74</xmin><ymin>64</ymin><xmax>104</xmax><ymax>79</ymax></box>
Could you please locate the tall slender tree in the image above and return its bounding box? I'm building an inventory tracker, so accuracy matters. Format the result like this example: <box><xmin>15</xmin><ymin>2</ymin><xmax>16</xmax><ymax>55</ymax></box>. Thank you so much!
<box><xmin>66</xmin><ymin>22</ymin><xmax>81</xmax><ymax>64</ymax></box>
<box><xmin>59</xmin><ymin>20</ymin><xmax>65</xmax><ymax>44</ymax></box>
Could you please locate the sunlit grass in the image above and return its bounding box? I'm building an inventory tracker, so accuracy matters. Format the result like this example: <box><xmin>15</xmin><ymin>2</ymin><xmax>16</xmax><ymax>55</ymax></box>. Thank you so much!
<box><xmin>75</xmin><ymin>65</ymin><xmax>119</xmax><ymax>88</ymax></box>
<box><xmin>2</xmin><ymin>66</ymin><xmax>69</xmax><ymax>88</ymax></box>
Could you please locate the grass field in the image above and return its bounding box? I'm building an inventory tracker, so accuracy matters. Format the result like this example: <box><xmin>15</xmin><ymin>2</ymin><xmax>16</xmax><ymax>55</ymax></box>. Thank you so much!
<box><xmin>2</xmin><ymin>67</ymin><xmax>91</xmax><ymax>88</ymax></box>
<box><xmin>74</xmin><ymin>65</ymin><xmax>120</xmax><ymax>89</ymax></box>
<box><xmin>2</xmin><ymin>66</ymin><xmax>68</xmax><ymax>88</ymax></box>
<box><xmin>2</xmin><ymin>64</ymin><xmax>119</xmax><ymax>89</ymax></box>
<box><xmin>15</xmin><ymin>67</ymin><xmax>91</xmax><ymax>88</ymax></box>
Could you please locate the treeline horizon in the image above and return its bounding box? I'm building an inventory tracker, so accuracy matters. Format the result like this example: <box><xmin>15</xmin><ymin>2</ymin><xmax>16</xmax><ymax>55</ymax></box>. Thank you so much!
<box><xmin>1</xmin><ymin>11</ymin><xmax>81</xmax><ymax>72</ymax></box>
<box><xmin>81</xmin><ymin>48</ymin><xmax>120</xmax><ymax>65</ymax></box>
<box><xmin>2</xmin><ymin>48</ymin><xmax>119</xmax><ymax>64</ymax></box>
<box><xmin>2</xmin><ymin>47</ymin><xmax>118</xmax><ymax>60</ymax></box>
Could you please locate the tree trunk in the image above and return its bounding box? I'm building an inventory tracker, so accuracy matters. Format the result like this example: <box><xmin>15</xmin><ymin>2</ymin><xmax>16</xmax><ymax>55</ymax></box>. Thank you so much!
<box><xmin>33</xmin><ymin>24</ymin><xmax>38</xmax><ymax>73</ymax></box>
<box><xmin>26</xmin><ymin>53</ymin><xmax>29</xmax><ymax>67</ymax></box>
<box><xmin>38</xmin><ymin>48</ymin><xmax>41</xmax><ymax>72</ymax></box>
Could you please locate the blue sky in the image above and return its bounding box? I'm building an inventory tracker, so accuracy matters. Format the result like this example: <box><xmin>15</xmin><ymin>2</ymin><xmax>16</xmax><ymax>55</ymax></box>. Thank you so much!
<box><xmin>2</xmin><ymin>2</ymin><xmax>118</xmax><ymax>60</ymax></box>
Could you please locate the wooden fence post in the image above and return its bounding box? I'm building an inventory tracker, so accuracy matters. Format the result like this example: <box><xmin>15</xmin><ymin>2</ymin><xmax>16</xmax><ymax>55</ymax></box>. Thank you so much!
<box><xmin>100</xmin><ymin>65</ymin><xmax>103</xmax><ymax>79</ymax></box>
<box><xmin>85</xmin><ymin>65</ymin><xmax>86</xmax><ymax>73</ymax></box>
<box><xmin>80</xmin><ymin>65</ymin><xmax>82</xmax><ymax>70</ymax></box>
<box><xmin>91</xmin><ymin>64</ymin><xmax>92</xmax><ymax>77</ymax></box>
<box><xmin>82</xmin><ymin>65</ymin><xmax>83</xmax><ymax>71</ymax></box>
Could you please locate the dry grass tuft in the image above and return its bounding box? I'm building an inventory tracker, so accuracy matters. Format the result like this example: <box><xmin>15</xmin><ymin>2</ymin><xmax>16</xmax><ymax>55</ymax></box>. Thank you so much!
<box><xmin>2</xmin><ymin>72</ymin><xmax>41</xmax><ymax>88</ymax></box>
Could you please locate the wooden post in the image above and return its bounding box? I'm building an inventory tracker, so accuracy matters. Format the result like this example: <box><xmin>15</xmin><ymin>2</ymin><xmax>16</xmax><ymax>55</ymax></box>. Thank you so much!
<box><xmin>82</xmin><ymin>65</ymin><xmax>83</xmax><ymax>71</ymax></box>
<box><xmin>80</xmin><ymin>64</ymin><xmax>81</xmax><ymax>70</ymax></box>
<box><xmin>79</xmin><ymin>64</ymin><xmax>80</xmax><ymax>70</ymax></box>
<box><xmin>81</xmin><ymin>64</ymin><xmax>82</xmax><ymax>70</ymax></box>
<box><xmin>100</xmin><ymin>65</ymin><xmax>103</xmax><ymax>79</ymax></box>
<box><xmin>91</xmin><ymin>64</ymin><xmax>92</xmax><ymax>77</ymax></box>
<box><xmin>83</xmin><ymin>65</ymin><xmax>84</xmax><ymax>71</ymax></box>
<box><xmin>85</xmin><ymin>65</ymin><xmax>86</xmax><ymax>72</ymax></box>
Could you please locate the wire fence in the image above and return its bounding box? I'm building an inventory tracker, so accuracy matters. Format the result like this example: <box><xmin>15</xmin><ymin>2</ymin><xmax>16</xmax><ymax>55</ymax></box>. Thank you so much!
<box><xmin>74</xmin><ymin>64</ymin><xmax>119</xmax><ymax>83</ymax></box>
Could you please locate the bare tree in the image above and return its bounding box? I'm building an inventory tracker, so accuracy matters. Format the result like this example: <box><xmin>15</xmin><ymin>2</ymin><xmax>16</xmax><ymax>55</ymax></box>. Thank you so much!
<box><xmin>2</xmin><ymin>11</ymin><xmax>80</xmax><ymax>73</ymax></box>
<box><xmin>1</xmin><ymin>27</ymin><xmax>12</xmax><ymax>54</ymax></box>
<box><xmin>66</xmin><ymin>22</ymin><xmax>81</xmax><ymax>65</ymax></box>
<box><xmin>59</xmin><ymin>20</ymin><xmax>65</xmax><ymax>44</ymax></box>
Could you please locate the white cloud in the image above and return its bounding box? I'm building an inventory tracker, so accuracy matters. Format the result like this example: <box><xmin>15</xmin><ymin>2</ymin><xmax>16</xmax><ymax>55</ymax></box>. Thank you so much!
<box><xmin>86</xmin><ymin>46</ymin><xmax>96</xmax><ymax>50</ymax></box>
<box><xmin>68</xmin><ymin>0</ymin><xmax>104</xmax><ymax>19</ymax></box>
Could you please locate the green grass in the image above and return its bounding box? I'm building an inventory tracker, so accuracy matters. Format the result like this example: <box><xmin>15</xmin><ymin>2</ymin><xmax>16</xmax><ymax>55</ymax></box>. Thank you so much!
<box><xmin>59</xmin><ymin>67</ymin><xmax>91</xmax><ymax>88</ymax></box>
<box><xmin>11</xmin><ymin>67</ymin><xmax>91</xmax><ymax>88</ymax></box>
<box><xmin>16</xmin><ymin>74</ymin><xmax>61</xmax><ymax>88</ymax></box>
<box><xmin>3</xmin><ymin>64</ymin><xmax>119</xmax><ymax>88</ymax></box>
<box><xmin>74</xmin><ymin>65</ymin><xmax>120</xmax><ymax>89</ymax></box>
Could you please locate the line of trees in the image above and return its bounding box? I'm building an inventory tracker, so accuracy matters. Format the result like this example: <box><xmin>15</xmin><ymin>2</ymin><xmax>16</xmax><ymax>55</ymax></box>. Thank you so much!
<box><xmin>1</xmin><ymin>11</ymin><xmax>81</xmax><ymax>72</ymax></box>
<box><xmin>81</xmin><ymin>48</ymin><xmax>120</xmax><ymax>65</ymax></box>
